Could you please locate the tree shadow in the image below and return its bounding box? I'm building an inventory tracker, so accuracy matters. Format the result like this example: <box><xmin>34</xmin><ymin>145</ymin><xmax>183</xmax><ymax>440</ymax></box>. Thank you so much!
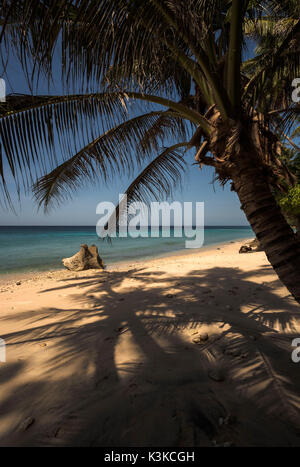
<box><xmin>0</xmin><ymin>265</ymin><xmax>300</xmax><ymax>446</ymax></box>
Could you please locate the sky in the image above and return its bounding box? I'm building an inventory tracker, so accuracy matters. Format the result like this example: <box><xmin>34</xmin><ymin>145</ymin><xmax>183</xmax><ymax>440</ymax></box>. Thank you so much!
<box><xmin>0</xmin><ymin>48</ymin><xmax>250</xmax><ymax>227</ymax></box>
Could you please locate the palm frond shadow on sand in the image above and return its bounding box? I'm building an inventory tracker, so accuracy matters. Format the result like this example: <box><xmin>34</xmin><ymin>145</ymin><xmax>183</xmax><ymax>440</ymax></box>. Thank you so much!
<box><xmin>1</xmin><ymin>265</ymin><xmax>300</xmax><ymax>447</ymax></box>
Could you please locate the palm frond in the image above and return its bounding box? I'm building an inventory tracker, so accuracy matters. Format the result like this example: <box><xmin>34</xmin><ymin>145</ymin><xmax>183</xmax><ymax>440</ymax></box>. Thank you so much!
<box><xmin>1</xmin><ymin>0</ymin><xmax>300</xmax><ymax>217</ymax></box>
<box><xmin>1</xmin><ymin>1</ymin><xmax>233</xmax><ymax>115</ymax></box>
<box><xmin>244</xmin><ymin>16</ymin><xmax>300</xmax><ymax>109</ymax></box>
<box><xmin>104</xmin><ymin>142</ymin><xmax>189</xmax><ymax>236</ymax></box>
<box><xmin>226</xmin><ymin>0</ymin><xmax>245</xmax><ymax>114</ymax></box>
<box><xmin>33</xmin><ymin>112</ymin><xmax>189</xmax><ymax>211</ymax></box>
<box><xmin>0</xmin><ymin>89</ymin><xmax>207</xmax><ymax>204</ymax></box>
<box><xmin>0</xmin><ymin>91</ymin><xmax>130</xmax><ymax>198</ymax></box>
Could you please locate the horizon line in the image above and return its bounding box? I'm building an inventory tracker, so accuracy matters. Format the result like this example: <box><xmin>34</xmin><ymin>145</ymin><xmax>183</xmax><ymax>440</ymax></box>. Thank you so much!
<box><xmin>0</xmin><ymin>224</ymin><xmax>251</xmax><ymax>228</ymax></box>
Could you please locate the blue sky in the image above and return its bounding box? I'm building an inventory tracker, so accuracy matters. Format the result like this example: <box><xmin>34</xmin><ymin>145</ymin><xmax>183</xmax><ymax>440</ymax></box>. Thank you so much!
<box><xmin>0</xmin><ymin>50</ymin><xmax>250</xmax><ymax>227</ymax></box>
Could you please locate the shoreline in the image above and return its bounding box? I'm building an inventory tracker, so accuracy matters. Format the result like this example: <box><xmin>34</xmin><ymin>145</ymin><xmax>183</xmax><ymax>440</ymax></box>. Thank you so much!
<box><xmin>0</xmin><ymin>236</ymin><xmax>253</xmax><ymax>286</ymax></box>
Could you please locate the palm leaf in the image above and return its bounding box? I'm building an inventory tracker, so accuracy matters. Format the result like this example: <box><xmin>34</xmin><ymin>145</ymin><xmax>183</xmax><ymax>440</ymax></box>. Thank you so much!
<box><xmin>244</xmin><ymin>16</ymin><xmax>300</xmax><ymax>108</ymax></box>
<box><xmin>0</xmin><ymin>89</ymin><xmax>209</xmax><ymax>204</ymax></box>
<box><xmin>103</xmin><ymin>142</ymin><xmax>189</xmax><ymax>236</ymax></box>
<box><xmin>33</xmin><ymin>112</ymin><xmax>189</xmax><ymax>211</ymax></box>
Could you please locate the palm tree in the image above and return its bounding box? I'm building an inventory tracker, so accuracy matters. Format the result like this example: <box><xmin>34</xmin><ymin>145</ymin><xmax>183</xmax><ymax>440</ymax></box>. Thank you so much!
<box><xmin>1</xmin><ymin>1</ymin><xmax>300</xmax><ymax>301</ymax></box>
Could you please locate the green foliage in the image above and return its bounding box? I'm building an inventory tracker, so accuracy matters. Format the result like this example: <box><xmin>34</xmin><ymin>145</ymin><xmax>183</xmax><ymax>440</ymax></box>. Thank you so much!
<box><xmin>279</xmin><ymin>146</ymin><xmax>300</xmax><ymax>178</ymax></box>
<box><xmin>278</xmin><ymin>184</ymin><xmax>300</xmax><ymax>218</ymax></box>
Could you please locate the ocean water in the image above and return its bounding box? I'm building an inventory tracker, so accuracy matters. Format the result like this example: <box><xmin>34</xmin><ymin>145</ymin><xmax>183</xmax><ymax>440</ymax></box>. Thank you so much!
<box><xmin>0</xmin><ymin>226</ymin><xmax>253</xmax><ymax>275</ymax></box>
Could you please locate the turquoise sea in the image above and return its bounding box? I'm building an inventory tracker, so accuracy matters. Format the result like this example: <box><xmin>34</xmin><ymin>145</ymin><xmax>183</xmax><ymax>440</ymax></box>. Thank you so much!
<box><xmin>0</xmin><ymin>226</ymin><xmax>253</xmax><ymax>275</ymax></box>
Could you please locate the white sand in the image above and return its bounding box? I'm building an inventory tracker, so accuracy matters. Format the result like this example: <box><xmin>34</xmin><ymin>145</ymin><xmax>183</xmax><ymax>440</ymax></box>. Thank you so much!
<box><xmin>0</xmin><ymin>239</ymin><xmax>300</xmax><ymax>446</ymax></box>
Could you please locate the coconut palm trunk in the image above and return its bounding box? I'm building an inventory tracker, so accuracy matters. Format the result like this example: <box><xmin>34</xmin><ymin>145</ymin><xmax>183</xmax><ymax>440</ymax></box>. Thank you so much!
<box><xmin>231</xmin><ymin>150</ymin><xmax>300</xmax><ymax>301</ymax></box>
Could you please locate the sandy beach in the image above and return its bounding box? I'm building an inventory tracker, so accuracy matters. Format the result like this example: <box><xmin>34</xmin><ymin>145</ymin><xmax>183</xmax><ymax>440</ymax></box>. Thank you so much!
<box><xmin>0</xmin><ymin>238</ymin><xmax>300</xmax><ymax>447</ymax></box>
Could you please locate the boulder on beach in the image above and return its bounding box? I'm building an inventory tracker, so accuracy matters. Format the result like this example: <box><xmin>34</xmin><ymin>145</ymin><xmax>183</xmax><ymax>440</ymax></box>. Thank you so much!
<box><xmin>62</xmin><ymin>244</ymin><xmax>104</xmax><ymax>271</ymax></box>
<box><xmin>239</xmin><ymin>245</ymin><xmax>252</xmax><ymax>254</ymax></box>
<box><xmin>248</xmin><ymin>238</ymin><xmax>262</xmax><ymax>251</ymax></box>
<box><xmin>239</xmin><ymin>238</ymin><xmax>262</xmax><ymax>254</ymax></box>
